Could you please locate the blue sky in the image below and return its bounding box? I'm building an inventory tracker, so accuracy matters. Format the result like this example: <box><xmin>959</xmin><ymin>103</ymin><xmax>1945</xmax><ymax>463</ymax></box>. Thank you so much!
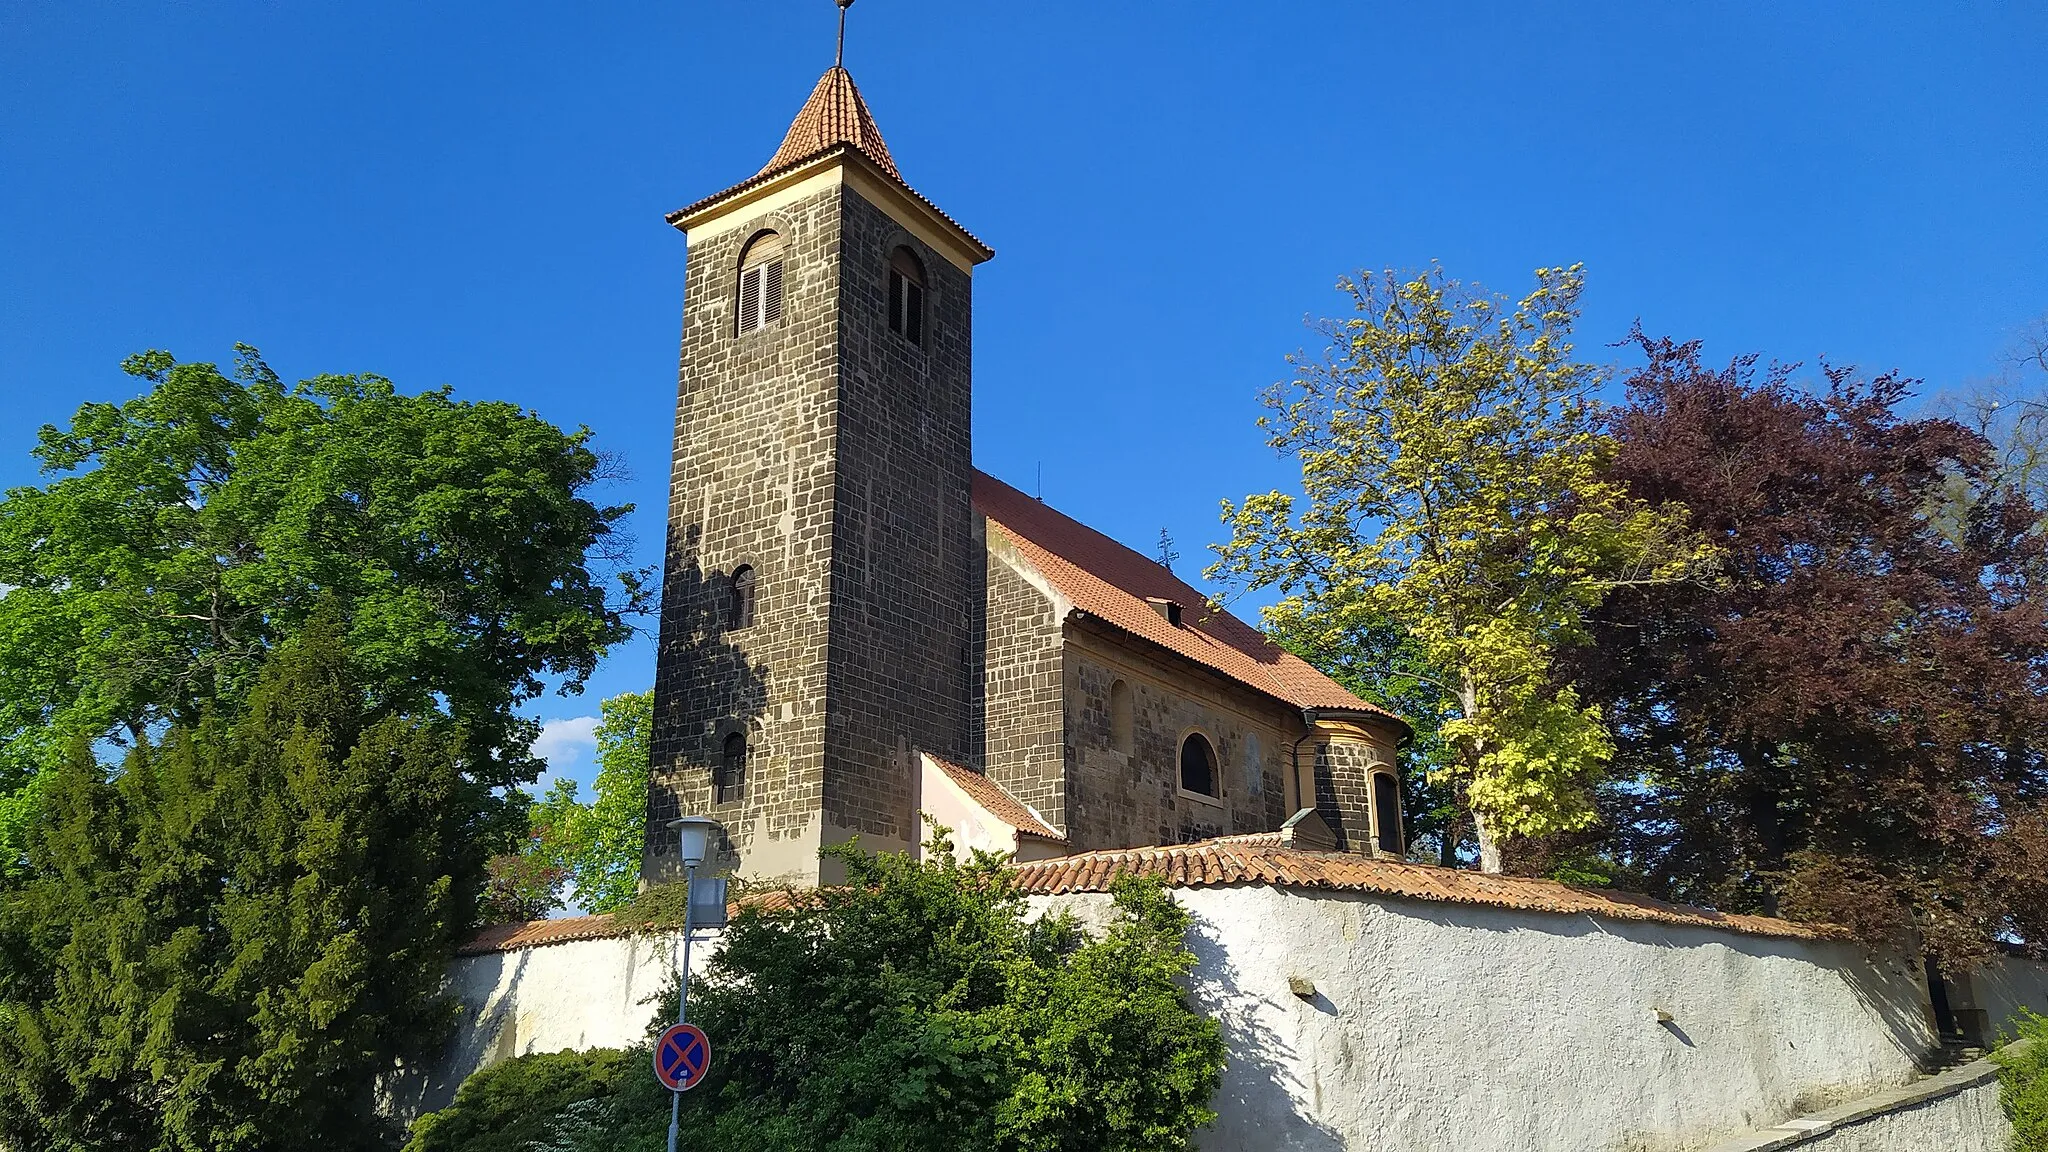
<box><xmin>3</xmin><ymin>3</ymin><xmax>2043</xmax><ymax>793</ymax></box>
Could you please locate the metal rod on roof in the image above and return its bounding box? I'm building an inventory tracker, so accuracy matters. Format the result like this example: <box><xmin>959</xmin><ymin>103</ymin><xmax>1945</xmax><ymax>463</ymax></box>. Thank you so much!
<box><xmin>837</xmin><ymin>0</ymin><xmax>854</xmax><ymax>68</ymax></box>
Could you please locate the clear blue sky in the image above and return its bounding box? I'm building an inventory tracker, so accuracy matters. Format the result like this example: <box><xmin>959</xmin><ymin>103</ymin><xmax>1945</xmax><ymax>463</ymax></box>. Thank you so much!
<box><xmin>3</xmin><ymin>3</ymin><xmax>2043</xmax><ymax>790</ymax></box>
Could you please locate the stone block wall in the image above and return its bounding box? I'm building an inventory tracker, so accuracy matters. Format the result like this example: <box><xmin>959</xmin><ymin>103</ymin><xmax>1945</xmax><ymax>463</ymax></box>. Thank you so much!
<box><xmin>820</xmin><ymin>187</ymin><xmax>977</xmax><ymax>858</ymax></box>
<box><xmin>979</xmin><ymin>525</ymin><xmax>1067</xmax><ymax>830</ymax></box>
<box><xmin>647</xmin><ymin>171</ymin><xmax>978</xmax><ymax>884</ymax></box>
<box><xmin>648</xmin><ymin>180</ymin><xmax>846</xmax><ymax>884</ymax></box>
<box><xmin>1311</xmin><ymin>724</ymin><xmax>1398</xmax><ymax>853</ymax></box>
<box><xmin>1063</xmin><ymin>623</ymin><xmax>1298</xmax><ymax>850</ymax></box>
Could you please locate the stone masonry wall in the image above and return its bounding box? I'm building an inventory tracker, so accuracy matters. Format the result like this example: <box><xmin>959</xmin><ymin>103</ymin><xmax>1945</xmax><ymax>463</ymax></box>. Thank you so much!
<box><xmin>648</xmin><ymin>181</ymin><xmax>846</xmax><ymax>884</ymax></box>
<box><xmin>979</xmin><ymin>524</ymin><xmax>1067</xmax><ymax>831</ymax></box>
<box><xmin>1063</xmin><ymin>623</ymin><xmax>1298</xmax><ymax>850</ymax></box>
<box><xmin>819</xmin><ymin>188</ymin><xmax>978</xmax><ymax>859</ymax></box>
<box><xmin>1313</xmin><ymin>733</ymin><xmax>1395</xmax><ymax>854</ymax></box>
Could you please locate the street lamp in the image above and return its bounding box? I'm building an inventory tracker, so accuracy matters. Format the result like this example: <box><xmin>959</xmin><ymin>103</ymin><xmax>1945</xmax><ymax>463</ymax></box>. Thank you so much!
<box><xmin>663</xmin><ymin>815</ymin><xmax>724</xmax><ymax>1152</ymax></box>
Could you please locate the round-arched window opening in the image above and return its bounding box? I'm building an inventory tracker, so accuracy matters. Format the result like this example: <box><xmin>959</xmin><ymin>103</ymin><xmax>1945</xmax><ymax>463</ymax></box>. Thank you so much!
<box><xmin>717</xmin><ymin>731</ymin><xmax>747</xmax><ymax>805</ymax></box>
<box><xmin>887</xmin><ymin>246</ymin><xmax>925</xmax><ymax>347</ymax></box>
<box><xmin>1372</xmin><ymin>770</ymin><xmax>1404</xmax><ymax>855</ymax></box>
<box><xmin>728</xmin><ymin>565</ymin><xmax>757</xmax><ymax>630</ymax></box>
<box><xmin>1179</xmin><ymin>733</ymin><xmax>1217</xmax><ymax>799</ymax></box>
<box><xmin>737</xmin><ymin>232</ymin><xmax>786</xmax><ymax>335</ymax></box>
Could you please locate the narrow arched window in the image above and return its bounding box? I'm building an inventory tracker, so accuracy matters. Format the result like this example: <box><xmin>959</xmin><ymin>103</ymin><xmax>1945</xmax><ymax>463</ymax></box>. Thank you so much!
<box><xmin>728</xmin><ymin>565</ymin><xmax>756</xmax><ymax>630</ymax></box>
<box><xmin>1372</xmin><ymin>771</ymin><xmax>1403</xmax><ymax>855</ymax></box>
<box><xmin>1109</xmin><ymin>679</ymin><xmax>1134</xmax><ymax>756</ymax></box>
<box><xmin>737</xmin><ymin>232</ymin><xmax>786</xmax><ymax>335</ymax></box>
<box><xmin>887</xmin><ymin>246</ymin><xmax>924</xmax><ymax>347</ymax></box>
<box><xmin>717</xmin><ymin>732</ymin><xmax>747</xmax><ymax>805</ymax></box>
<box><xmin>1179</xmin><ymin>733</ymin><xmax>1217</xmax><ymax>798</ymax></box>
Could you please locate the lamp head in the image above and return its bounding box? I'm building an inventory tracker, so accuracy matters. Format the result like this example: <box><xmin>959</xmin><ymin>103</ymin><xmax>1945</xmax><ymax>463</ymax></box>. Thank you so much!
<box><xmin>667</xmin><ymin>815</ymin><xmax>724</xmax><ymax>869</ymax></box>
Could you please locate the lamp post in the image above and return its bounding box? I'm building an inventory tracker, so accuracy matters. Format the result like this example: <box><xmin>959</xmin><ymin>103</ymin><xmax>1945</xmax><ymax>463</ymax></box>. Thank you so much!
<box><xmin>664</xmin><ymin>815</ymin><xmax>722</xmax><ymax>1152</ymax></box>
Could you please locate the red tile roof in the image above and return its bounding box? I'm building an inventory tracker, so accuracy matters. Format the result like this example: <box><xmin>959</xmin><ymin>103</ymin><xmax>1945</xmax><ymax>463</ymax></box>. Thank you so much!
<box><xmin>928</xmin><ymin>755</ymin><xmax>1065</xmax><ymax>842</ymax></box>
<box><xmin>972</xmin><ymin>471</ymin><xmax>1403</xmax><ymax>725</ymax></box>
<box><xmin>761</xmin><ymin>66</ymin><xmax>898</xmax><ymax>180</ymax></box>
<box><xmin>458</xmin><ymin>838</ymin><xmax>1823</xmax><ymax>955</ymax></box>
<box><xmin>1007</xmin><ymin>839</ymin><xmax>1828</xmax><ymax>941</ymax></box>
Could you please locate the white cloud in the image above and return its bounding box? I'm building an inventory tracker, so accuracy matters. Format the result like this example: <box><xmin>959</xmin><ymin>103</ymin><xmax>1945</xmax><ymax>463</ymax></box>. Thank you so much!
<box><xmin>533</xmin><ymin>715</ymin><xmax>601</xmax><ymax>771</ymax></box>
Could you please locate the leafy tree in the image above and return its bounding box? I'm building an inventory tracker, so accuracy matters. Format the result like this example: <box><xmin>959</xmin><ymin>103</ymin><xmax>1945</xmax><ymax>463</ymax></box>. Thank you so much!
<box><xmin>407</xmin><ymin>835</ymin><xmax>1226</xmax><ymax>1152</ymax></box>
<box><xmin>0</xmin><ymin>346</ymin><xmax>646</xmax><ymax>866</ymax></box>
<box><xmin>0</xmin><ymin>615</ymin><xmax>481</xmax><ymax>1150</ymax></box>
<box><xmin>1574</xmin><ymin>334</ymin><xmax>2048</xmax><ymax>961</ymax></box>
<box><xmin>1997</xmin><ymin>1010</ymin><xmax>2048</xmax><ymax>1151</ymax></box>
<box><xmin>1212</xmin><ymin>265</ymin><xmax>1712</xmax><ymax>871</ymax></box>
<box><xmin>523</xmin><ymin>690</ymin><xmax>654</xmax><ymax>915</ymax></box>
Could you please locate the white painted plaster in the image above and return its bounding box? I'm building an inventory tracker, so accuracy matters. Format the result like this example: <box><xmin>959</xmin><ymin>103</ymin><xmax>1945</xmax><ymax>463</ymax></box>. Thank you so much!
<box><xmin>412</xmin><ymin>886</ymin><xmax>2048</xmax><ymax>1150</ymax></box>
<box><xmin>1759</xmin><ymin>1079</ymin><xmax>2008</xmax><ymax>1151</ymax></box>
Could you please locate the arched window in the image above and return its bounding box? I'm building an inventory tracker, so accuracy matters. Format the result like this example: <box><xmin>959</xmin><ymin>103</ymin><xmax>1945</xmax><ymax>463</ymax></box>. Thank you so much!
<box><xmin>1372</xmin><ymin>771</ymin><xmax>1403</xmax><ymax>855</ymax></box>
<box><xmin>716</xmin><ymin>732</ymin><xmax>747</xmax><ymax>805</ymax></box>
<box><xmin>737</xmin><ymin>232</ymin><xmax>786</xmax><ymax>335</ymax></box>
<box><xmin>887</xmin><ymin>246</ymin><xmax>924</xmax><ymax>346</ymax></box>
<box><xmin>728</xmin><ymin>565</ymin><xmax>756</xmax><ymax>630</ymax></box>
<box><xmin>1109</xmin><ymin>679</ymin><xmax>1134</xmax><ymax>756</ymax></box>
<box><xmin>1179</xmin><ymin>733</ymin><xmax>1217</xmax><ymax>799</ymax></box>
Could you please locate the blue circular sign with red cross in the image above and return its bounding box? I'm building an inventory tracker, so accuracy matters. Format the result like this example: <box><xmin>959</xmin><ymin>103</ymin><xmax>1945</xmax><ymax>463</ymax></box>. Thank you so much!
<box><xmin>653</xmin><ymin>1022</ymin><xmax>711</xmax><ymax>1092</ymax></box>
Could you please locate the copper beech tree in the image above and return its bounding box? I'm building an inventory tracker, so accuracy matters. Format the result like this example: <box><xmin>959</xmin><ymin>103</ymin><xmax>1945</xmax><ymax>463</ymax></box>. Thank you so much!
<box><xmin>1575</xmin><ymin>333</ymin><xmax>2048</xmax><ymax>963</ymax></box>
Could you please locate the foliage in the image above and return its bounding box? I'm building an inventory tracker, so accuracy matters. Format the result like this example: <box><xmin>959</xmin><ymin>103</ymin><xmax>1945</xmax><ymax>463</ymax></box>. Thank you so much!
<box><xmin>525</xmin><ymin>690</ymin><xmax>654</xmax><ymax>914</ymax></box>
<box><xmin>1573</xmin><ymin>333</ymin><xmax>2048</xmax><ymax>961</ymax></box>
<box><xmin>1269</xmin><ymin>613</ymin><xmax>1466</xmax><ymax>863</ymax></box>
<box><xmin>410</xmin><ymin>835</ymin><xmax>1226</xmax><ymax>1152</ymax></box>
<box><xmin>482</xmin><ymin>846</ymin><xmax>569</xmax><ymax>924</ymax></box>
<box><xmin>1212</xmin><ymin>265</ymin><xmax>1713</xmax><ymax>870</ymax></box>
<box><xmin>1997</xmin><ymin>1011</ymin><xmax>2048</xmax><ymax>1152</ymax></box>
<box><xmin>0</xmin><ymin>615</ymin><xmax>480</xmax><ymax>1151</ymax></box>
<box><xmin>0</xmin><ymin>346</ymin><xmax>647</xmax><ymax>868</ymax></box>
<box><xmin>401</xmin><ymin>1048</ymin><xmax>628</xmax><ymax>1152</ymax></box>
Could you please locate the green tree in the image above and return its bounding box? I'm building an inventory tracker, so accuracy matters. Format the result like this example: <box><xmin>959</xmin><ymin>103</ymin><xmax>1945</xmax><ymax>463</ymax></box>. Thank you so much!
<box><xmin>0</xmin><ymin>615</ymin><xmax>480</xmax><ymax>1151</ymax></box>
<box><xmin>407</xmin><ymin>835</ymin><xmax>1226</xmax><ymax>1152</ymax></box>
<box><xmin>1212</xmin><ymin>265</ymin><xmax>1712</xmax><ymax>872</ymax></box>
<box><xmin>0</xmin><ymin>346</ymin><xmax>646</xmax><ymax>866</ymax></box>
<box><xmin>524</xmin><ymin>690</ymin><xmax>654</xmax><ymax>915</ymax></box>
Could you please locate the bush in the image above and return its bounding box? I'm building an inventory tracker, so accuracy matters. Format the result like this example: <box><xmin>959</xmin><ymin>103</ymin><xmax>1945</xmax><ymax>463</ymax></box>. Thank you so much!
<box><xmin>403</xmin><ymin>1048</ymin><xmax>629</xmax><ymax>1152</ymax></box>
<box><xmin>1999</xmin><ymin>1011</ymin><xmax>2048</xmax><ymax>1151</ymax></box>
<box><xmin>408</xmin><ymin>833</ymin><xmax>1226</xmax><ymax>1152</ymax></box>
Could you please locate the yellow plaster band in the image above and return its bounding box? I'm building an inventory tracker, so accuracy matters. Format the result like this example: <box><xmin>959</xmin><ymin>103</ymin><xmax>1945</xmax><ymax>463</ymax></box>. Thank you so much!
<box><xmin>674</xmin><ymin>152</ymin><xmax>989</xmax><ymax>274</ymax></box>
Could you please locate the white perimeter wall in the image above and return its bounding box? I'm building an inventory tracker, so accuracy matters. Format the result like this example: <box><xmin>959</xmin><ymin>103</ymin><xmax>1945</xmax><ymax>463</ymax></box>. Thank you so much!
<box><xmin>1785</xmin><ymin>1081</ymin><xmax>2009</xmax><ymax>1152</ymax></box>
<box><xmin>412</xmin><ymin>887</ymin><xmax>2048</xmax><ymax>1150</ymax></box>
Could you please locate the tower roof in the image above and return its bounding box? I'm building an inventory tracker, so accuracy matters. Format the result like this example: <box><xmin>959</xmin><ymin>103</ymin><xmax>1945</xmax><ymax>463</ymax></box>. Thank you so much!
<box><xmin>761</xmin><ymin>66</ymin><xmax>900</xmax><ymax>180</ymax></box>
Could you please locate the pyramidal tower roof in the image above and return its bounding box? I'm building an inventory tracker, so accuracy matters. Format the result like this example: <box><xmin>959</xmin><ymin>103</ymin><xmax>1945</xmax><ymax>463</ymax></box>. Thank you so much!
<box><xmin>760</xmin><ymin>66</ymin><xmax>900</xmax><ymax>180</ymax></box>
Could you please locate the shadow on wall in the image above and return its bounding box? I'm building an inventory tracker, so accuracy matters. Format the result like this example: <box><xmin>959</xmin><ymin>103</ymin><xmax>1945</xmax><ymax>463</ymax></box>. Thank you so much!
<box><xmin>1183</xmin><ymin>911</ymin><xmax>1348</xmax><ymax>1152</ymax></box>
<box><xmin>646</xmin><ymin>521</ymin><xmax>772</xmax><ymax>877</ymax></box>
<box><xmin>380</xmin><ymin>948</ymin><xmax>534</xmax><ymax>1123</ymax></box>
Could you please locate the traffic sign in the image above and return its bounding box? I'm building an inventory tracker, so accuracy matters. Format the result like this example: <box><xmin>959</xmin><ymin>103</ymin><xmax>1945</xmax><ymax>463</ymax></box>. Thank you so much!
<box><xmin>653</xmin><ymin>1022</ymin><xmax>711</xmax><ymax>1092</ymax></box>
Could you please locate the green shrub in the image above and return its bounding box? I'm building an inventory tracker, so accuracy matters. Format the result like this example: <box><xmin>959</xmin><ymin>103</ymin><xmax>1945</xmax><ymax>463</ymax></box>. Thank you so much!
<box><xmin>404</xmin><ymin>1048</ymin><xmax>629</xmax><ymax>1152</ymax></box>
<box><xmin>410</xmin><ymin>832</ymin><xmax>1226</xmax><ymax>1152</ymax></box>
<box><xmin>1997</xmin><ymin>1011</ymin><xmax>2048</xmax><ymax>1152</ymax></box>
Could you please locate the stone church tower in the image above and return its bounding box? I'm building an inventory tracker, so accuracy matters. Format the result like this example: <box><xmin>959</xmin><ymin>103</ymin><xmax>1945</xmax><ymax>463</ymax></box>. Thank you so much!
<box><xmin>645</xmin><ymin>62</ymin><xmax>995</xmax><ymax>884</ymax></box>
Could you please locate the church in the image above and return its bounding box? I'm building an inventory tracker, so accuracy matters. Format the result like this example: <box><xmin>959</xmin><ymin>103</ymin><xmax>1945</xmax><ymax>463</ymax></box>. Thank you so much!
<box><xmin>641</xmin><ymin>57</ymin><xmax>1409</xmax><ymax>886</ymax></box>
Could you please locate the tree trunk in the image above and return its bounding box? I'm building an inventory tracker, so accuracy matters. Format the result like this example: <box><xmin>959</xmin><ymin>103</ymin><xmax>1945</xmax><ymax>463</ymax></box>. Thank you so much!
<box><xmin>1474</xmin><ymin>810</ymin><xmax>1504</xmax><ymax>874</ymax></box>
<box><xmin>1459</xmin><ymin>672</ymin><xmax>1505</xmax><ymax>873</ymax></box>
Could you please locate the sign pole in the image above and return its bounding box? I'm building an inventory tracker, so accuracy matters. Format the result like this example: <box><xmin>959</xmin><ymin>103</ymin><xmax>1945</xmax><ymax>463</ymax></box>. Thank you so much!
<box><xmin>666</xmin><ymin>858</ymin><xmax>697</xmax><ymax>1152</ymax></box>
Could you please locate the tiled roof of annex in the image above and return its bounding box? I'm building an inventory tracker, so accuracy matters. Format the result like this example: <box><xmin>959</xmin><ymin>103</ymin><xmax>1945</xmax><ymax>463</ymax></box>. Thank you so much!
<box><xmin>972</xmin><ymin>470</ymin><xmax>1402</xmax><ymax>725</ymax></box>
<box><xmin>928</xmin><ymin>754</ymin><xmax>1065</xmax><ymax>842</ymax></box>
<box><xmin>457</xmin><ymin>837</ymin><xmax>1825</xmax><ymax>956</ymax></box>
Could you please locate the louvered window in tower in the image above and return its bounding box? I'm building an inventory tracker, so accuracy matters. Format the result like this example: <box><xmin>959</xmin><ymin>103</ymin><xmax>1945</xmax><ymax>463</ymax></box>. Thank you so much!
<box><xmin>887</xmin><ymin>246</ymin><xmax>924</xmax><ymax>347</ymax></box>
<box><xmin>717</xmin><ymin>732</ymin><xmax>747</xmax><ymax>805</ymax></box>
<box><xmin>737</xmin><ymin>232</ymin><xmax>786</xmax><ymax>335</ymax></box>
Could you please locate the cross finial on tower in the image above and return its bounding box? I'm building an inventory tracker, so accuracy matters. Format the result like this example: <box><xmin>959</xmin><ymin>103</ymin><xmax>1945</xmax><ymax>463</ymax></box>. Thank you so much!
<box><xmin>836</xmin><ymin>0</ymin><xmax>856</xmax><ymax>68</ymax></box>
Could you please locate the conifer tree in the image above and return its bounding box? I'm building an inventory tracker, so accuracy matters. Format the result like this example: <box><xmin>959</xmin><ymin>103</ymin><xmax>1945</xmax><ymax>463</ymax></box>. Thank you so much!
<box><xmin>0</xmin><ymin>615</ymin><xmax>481</xmax><ymax>1150</ymax></box>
